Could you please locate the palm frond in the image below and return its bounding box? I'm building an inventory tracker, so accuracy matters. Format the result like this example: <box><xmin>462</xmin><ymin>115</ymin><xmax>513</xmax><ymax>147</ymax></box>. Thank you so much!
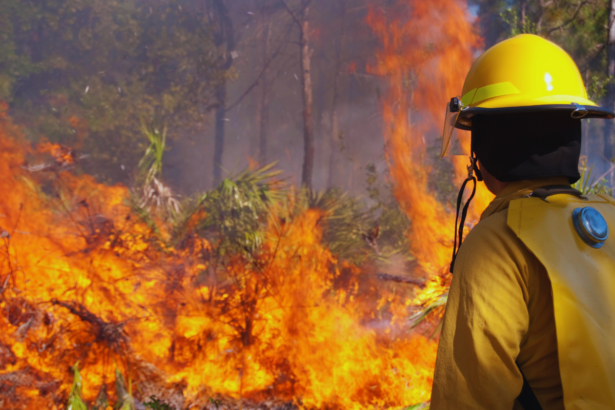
<box><xmin>138</xmin><ymin>119</ymin><xmax>167</xmax><ymax>182</ymax></box>
<box><xmin>408</xmin><ymin>294</ymin><xmax>448</xmax><ymax>331</ymax></box>
<box><xmin>401</xmin><ymin>402</ymin><xmax>430</xmax><ymax>410</ymax></box>
<box><xmin>113</xmin><ymin>366</ymin><xmax>137</xmax><ymax>410</ymax></box>
<box><xmin>171</xmin><ymin>163</ymin><xmax>284</xmax><ymax>254</ymax></box>
<box><xmin>134</xmin><ymin>119</ymin><xmax>182</xmax><ymax>220</ymax></box>
<box><xmin>66</xmin><ymin>362</ymin><xmax>88</xmax><ymax>410</ymax></box>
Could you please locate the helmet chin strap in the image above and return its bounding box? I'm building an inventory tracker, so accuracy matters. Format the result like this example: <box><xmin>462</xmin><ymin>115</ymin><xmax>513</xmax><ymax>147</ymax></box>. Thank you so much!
<box><xmin>449</xmin><ymin>153</ymin><xmax>481</xmax><ymax>273</ymax></box>
<box><xmin>472</xmin><ymin>153</ymin><xmax>483</xmax><ymax>182</ymax></box>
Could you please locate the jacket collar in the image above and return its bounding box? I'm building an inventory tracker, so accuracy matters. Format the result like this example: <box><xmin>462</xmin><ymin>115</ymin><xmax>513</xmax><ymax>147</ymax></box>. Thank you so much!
<box><xmin>480</xmin><ymin>177</ymin><xmax>571</xmax><ymax>221</ymax></box>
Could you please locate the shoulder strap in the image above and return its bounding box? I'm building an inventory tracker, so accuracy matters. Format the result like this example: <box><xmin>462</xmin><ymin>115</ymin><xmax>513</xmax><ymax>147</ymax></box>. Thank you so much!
<box><xmin>528</xmin><ymin>184</ymin><xmax>586</xmax><ymax>201</ymax></box>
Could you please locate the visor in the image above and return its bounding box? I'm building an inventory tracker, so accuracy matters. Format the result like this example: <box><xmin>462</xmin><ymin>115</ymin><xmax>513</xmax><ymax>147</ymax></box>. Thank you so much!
<box><xmin>441</xmin><ymin>97</ymin><xmax>471</xmax><ymax>157</ymax></box>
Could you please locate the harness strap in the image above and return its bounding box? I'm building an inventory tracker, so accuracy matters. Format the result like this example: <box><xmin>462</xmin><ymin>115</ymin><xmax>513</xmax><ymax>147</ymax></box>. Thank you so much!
<box><xmin>514</xmin><ymin>184</ymin><xmax>578</xmax><ymax>409</ymax></box>
<box><xmin>529</xmin><ymin>184</ymin><xmax>586</xmax><ymax>201</ymax></box>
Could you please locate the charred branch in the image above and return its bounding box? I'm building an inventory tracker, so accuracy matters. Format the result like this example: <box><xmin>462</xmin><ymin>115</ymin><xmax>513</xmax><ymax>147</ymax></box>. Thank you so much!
<box><xmin>50</xmin><ymin>299</ymin><xmax>130</xmax><ymax>354</ymax></box>
<box><xmin>376</xmin><ymin>272</ymin><xmax>426</xmax><ymax>288</ymax></box>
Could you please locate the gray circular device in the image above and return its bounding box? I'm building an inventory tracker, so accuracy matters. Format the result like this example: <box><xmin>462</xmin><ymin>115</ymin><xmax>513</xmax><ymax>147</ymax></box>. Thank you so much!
<box><xmin>572</xmin><ymin>207</ymin><xmax>609</xmax><ymax>249</ymax></box>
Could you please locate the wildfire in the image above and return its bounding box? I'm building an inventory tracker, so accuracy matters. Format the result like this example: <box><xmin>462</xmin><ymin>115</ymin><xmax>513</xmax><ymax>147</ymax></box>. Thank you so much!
<box><xmin>1</xmin><ymin>1</ymin><xmax>494</xmax><ymax>408</ymax></box>
<box><xmin>0</xmin><ymin>109</ymin><xmax>435</xmax><ymax>409</ymax></box>
<box><xmin>37</xmin><ymin>141</ymin><xmax>76</xmax><ymax>167</ymax></box>
<box><xmin>367</xmin><ymin>0</ymin><xmax>493</xmax><ymax>305</ymax></box>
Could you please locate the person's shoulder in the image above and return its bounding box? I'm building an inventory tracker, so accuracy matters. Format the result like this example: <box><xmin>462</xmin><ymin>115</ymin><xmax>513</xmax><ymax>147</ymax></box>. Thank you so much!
<box><xmin>454</xmin><ymin>208</ymin><xmax>537</xmax><ymax>282</ymax></box>
<box><xmin>463</xmin><ymin>208</ymin><xmax>515</xmax><ymax>248</ymax></box>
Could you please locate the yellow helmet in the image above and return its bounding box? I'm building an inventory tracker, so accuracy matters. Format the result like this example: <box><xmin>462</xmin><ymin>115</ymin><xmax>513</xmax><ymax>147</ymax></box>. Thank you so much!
<box><xmin>442</xmin><ymin>34</ymin><xmax>614</xmax><ymax>156</ymax></box>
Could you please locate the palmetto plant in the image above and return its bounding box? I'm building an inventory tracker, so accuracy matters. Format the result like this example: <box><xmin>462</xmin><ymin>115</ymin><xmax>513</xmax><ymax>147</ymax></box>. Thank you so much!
<box><xmin>172</xmin><ymin>163</ymin><xmax>284</xmax><ymax>255</ymax></box>
<box><xmin>302</xmin><ymin>186</ymin><xmax>411</xmax><ymax>265</ymax></box>
<box><xmin>66</xmin><ymin>363</ymin><xmax>88</xmax><ymax>410</ymax></box>
<box><xmin>113</xmin><ymin>365</ymin><xmax>137</xmax><ymax>410</ymax></box>
<box><xmin>135</xmin><ymin>120</ymin><xmax>181</xmax><ymax>220</ymax></box>
<box><xmin>65</xmin><ymin>362</ymin><xmax>173</xmax><ymax>410</ymax></box>
<box><xmin>169</xmin><ymin>163</ymin><xmax>413</xmax><ymax>263</ymax></box>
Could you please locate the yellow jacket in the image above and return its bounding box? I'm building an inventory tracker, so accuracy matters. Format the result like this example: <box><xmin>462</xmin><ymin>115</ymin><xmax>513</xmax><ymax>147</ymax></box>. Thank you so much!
<box><xmin>431</xmin><ymin>177</ymin><xmax>615</xmax><ymax>409</ymax></box>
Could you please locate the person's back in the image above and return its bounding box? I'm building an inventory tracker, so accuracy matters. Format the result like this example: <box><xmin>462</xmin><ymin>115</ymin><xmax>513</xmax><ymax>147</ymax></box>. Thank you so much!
<box><xmin>431</xmin><ymin>34</ymin><xmax>615</xmax><ymax>409</ymax></box>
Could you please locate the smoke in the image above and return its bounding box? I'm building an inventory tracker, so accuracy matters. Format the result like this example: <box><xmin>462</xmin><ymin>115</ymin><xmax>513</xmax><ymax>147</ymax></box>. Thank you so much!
<box><xmin>162</xmin><ymin>1</ymin><xmax>390</xmax><ymax>195</ymax></box>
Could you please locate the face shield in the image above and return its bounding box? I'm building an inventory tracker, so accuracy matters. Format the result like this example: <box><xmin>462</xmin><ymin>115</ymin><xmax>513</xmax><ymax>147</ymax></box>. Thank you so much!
<box><xmin>441</xmin><ymin>97</ymin><xmax>471</xmax><ymax>158</ymax></box>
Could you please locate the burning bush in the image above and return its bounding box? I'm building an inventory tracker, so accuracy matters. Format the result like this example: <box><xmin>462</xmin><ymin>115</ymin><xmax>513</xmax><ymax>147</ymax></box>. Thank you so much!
<box><xmin>0</xmin><ymin>105</ymin><xmax>438</xmax><ymax>409</ymax></box>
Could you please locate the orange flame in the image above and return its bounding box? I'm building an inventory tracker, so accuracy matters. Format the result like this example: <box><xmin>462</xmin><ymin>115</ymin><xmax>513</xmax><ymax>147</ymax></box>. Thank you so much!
<box><xmin>0</xmin><ymin>111</ymin><xmax>436</xmax><ymax>408</ymax></box>
<box><xmin>37</xmin><ymin>140</ymin><xmax>76</xmax><ymax>166</ymax></box>
<box><xmin>367</xmin><ymin>0</ymin><xmax>493</xmax><ymax>304</ymax></box>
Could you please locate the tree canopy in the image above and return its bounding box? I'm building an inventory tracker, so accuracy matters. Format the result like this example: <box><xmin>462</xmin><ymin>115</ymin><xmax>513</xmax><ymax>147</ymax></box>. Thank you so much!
<box><xmin>0</xmin><ymin>0</ymin><xmax>225</xmax><ymax>183</ymax></box>
<box><xmin>471</xmin><ymin>0</ymin><xmax>610</xmax><ymax>100</ymax></box>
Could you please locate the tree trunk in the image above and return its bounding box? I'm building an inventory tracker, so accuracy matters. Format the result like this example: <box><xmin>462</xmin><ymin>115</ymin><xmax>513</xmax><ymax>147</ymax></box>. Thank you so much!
<box><xmin>299</xmin><ymin>2</ymin><xmax>314</xmax><ymax>189</ymax></box>
<box><xmin>213</xmin><ymin>83</ymin><xmax>226</xmax><ymax>184</ymax></box>
<box><xmin>536</xmin><ymin>0</ymin><xmax>546</xmax><ymax>33</ymax></box>
<box><xmin>327</xmin><ymin>0</ymin><xmax>347</xmax><ymax>188</ymax></box>
<box><xmin>209</xmin><ymin>0</ymin><xmax>235</xmax><ymax>186</ymax></box>
<box><xmin>258</xmin><ymin>7</ymin><xmax>272</xmax><ymax>165</ymax></box>
<box><xmin>520</xmin><ymin>0</ymin><xmax>527</xmax><ymax>31</ymax></box>
<box><xmin>604</xmin><ymin>0</ymin><xmax>615</xmax><ymax>162</ymax></box>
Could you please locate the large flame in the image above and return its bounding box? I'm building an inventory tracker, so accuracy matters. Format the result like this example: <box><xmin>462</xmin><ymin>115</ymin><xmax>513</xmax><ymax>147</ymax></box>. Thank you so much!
<box><xmin>0</xmin><ymin>101</ymin><xmax>436</xmax><ymax>408</ymax></box>
<box><xmin>367</xmin><ymin>0</ymin><xmax>493</xmax><ymax>304</ymax></box>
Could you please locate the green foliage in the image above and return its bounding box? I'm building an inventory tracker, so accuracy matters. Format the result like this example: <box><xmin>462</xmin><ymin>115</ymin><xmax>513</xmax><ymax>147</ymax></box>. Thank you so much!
<box><xmin>586</xmin><ymin>75</ymin><xmax>613</xmax><ymax>101</ymax></box>
<box><xmin>138</xmin><ymin>121</ymin><xmax>168</xmax><ymax>183</ymax></box>
<box><xmin>64</xmin><ymin>363</ymin><xmax>145</xmax><ymax>410</ymax></box>
<box><xmin>121</xmin><ymin>107</ymin><xmax>412</xmax><ymax>269</ymax></box>
<box><xmin>362</xmin><ymin>164</ymin><xmax>413</xmax><ymax>261</ymax></box>
<box><xmin>408</xmin><ymin>294</ymin><xmax>448</xmax><ymax>339</ymax></box>
<box><xmin>471</xmin><ymin>0</ymin><xmax>611</xmax><ymax>98</ymax></box>
<box><xmin>92</xmin><ymin>385</ymin><xmax>110</xmax><ymax>410</ymax></box>
<box><xmin>130</xmin><ymin>159</ymin><xmax>412</xmax><ymax>268</ymax></box>
<box><xmin>134</xmin><ymin>119</ymin><xmax>181</xmax><ymax>221</ymax></box>
<box><xmin>177</xmin><ymin>163</ymin><xmax>283</xmax><ymax>256</ymax></box>
<box><xmin>113</xmin><ymin>366</ymin><xmax>136</xmax><ymax>410</ymax></box>
<box><xmin>66</xmin><ymin>363</ymin><xmax>88</xmax><ymax>410</ymax></box>
<box><xmin>574</xmin><ymin>158</ymin><xmax>613</xmax><ymax>196</ymax></box>
<box><xmin>402</xmin><ymin>403</ymin><xmax>430</xmax><ymax>410</ymax></box>
<box><xmin>144</xmin><ymin>396</ymin><xmax>175</xmax><ymax>410</ymax></box>
<box><xmin>0</xmin><ymin>0</ymin><xmax>224</xmax><ymax>183</ymax></box>
<box><xmin>500</xmin><ymin>8</ymin><xmax>537</xmax><ymax>36</ymax></box>
<box><xmin>314</xmin><ymin>187</ymin><xmax>374</xmax><ymax>262</ymax></box>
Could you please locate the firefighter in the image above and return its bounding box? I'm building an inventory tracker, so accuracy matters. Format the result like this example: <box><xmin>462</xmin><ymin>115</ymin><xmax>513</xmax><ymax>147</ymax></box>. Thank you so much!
<box><xmin>431</xmin><ymin>34</ymin><xmax>615</xmax><ymax>410</ymax></box>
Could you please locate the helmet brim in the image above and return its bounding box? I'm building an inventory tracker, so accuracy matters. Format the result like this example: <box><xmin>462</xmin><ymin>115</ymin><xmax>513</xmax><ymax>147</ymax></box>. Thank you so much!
<box><xmin>456</xmin><ymin>104</ymin><xmax>615</xmax><ymax>130</ymax></box>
